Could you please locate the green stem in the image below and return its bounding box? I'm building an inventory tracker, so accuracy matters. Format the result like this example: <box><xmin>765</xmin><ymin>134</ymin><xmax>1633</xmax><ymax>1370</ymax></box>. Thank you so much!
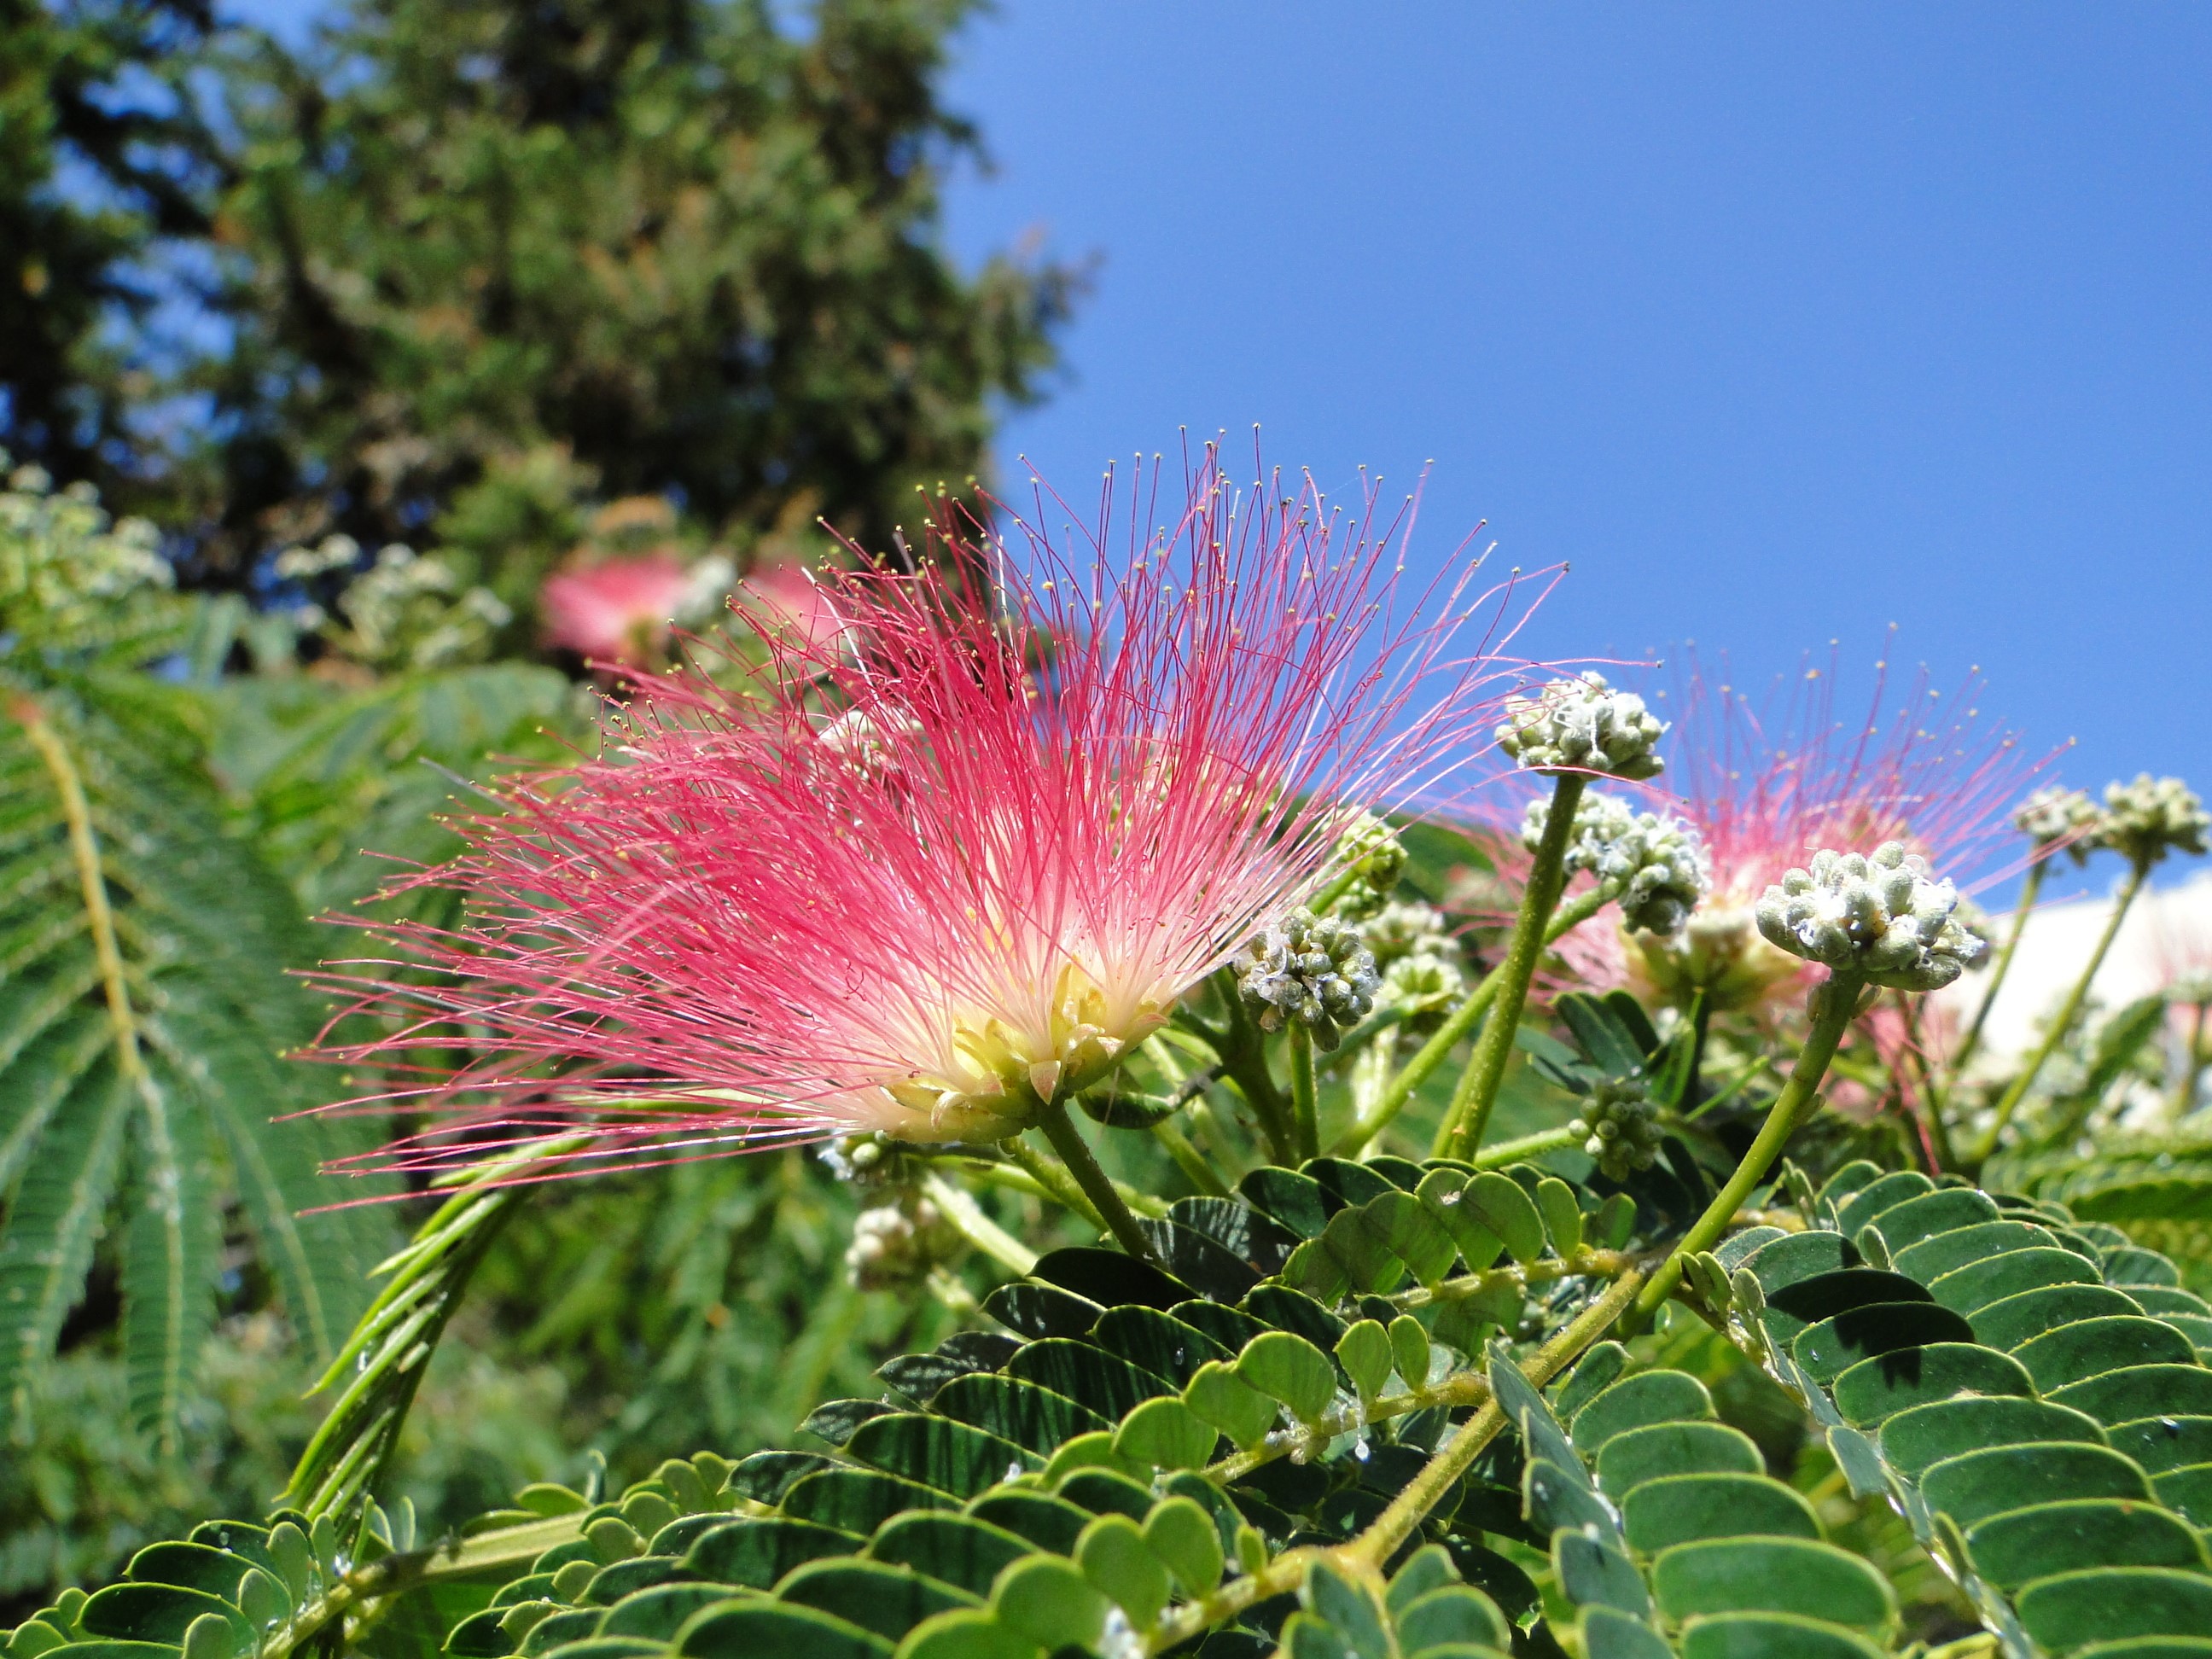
<box><xmin>1895</xmin><ymin>990</ymin><xmax>1957</xmax><ymax>1174</ymax></box>
<box><xmin>1328</xmin><ymin>879</ymin><xmax>1610</xmax><ymax>1157</ymax></box>
<box><xmin>919</xmin><ymin>1173</ymin><xmax>1037</xmax><ymax>1277</ymax></box>
<box><xmin>1468</xmin><ymin>1123</ymin><xmax>1578</xmax><ymax>1168</ymax></box>
<box><xmin>1437</xmin><ymin>771</ymin><xmax>1588</xmax><ymax>1159</ymax></box>
<box><xmin>1636</xmin><ymin>975</ymin><xmax>1860</xmax><ymax>1316</ymax></box>
<box><xmin>1004</xmin><ymin>1138</ymin><xmax>1106</xmax><ymax>1231</ymax></box>
<box><xmin>1947</xmin><ymin>859</ymin><xmax>2046</xmax><ymax>1083</ymax></box>
<box><xmin>1150</xmin><ymin>1118</ymin><xmax>1230</xmax><ymax>1196</ymax></box>
<box><xmin>1033</xmin><ymin>1102</ymin><xmax>1163</xmax><ymax>1266</ymax></box>
<box><xmin>1683</xmin><ymin>987</ymin><xmax>1711</xmax><ymax>1109</ymax></box>
<box><xmin>1146</xmin><ymin>1267</ymin><xmax>1644</xmax><ymax>1654</ymax></box>
<box><xmin>1289</xmin><ymin>1024</ymin><xmax>1320</xmax><ymax>1164</ymax></box>
<box><xmin>1971</xmin><ymin>861</ymin><xmax>2148</xmax><ymax>1167</ymax></box>
<box><xmin>1215</xmin><ymin>979</ymin><xmax>1295</xmax><ymax>1163</ymax></box>
<box><xmin>259</xmin><ymin>1512</ymin><xmax>588</xmax><ymax>1659</ymax></box>
<box><xmin>2171</xmin><ymin>1000</ymin><xmax>2210</xmax><ymax>1122</ymax></box>
<box><xmin>1342</xmin><ymin>1266</ymin><xmax>1645</xmax><ymax>1570</ymax></box>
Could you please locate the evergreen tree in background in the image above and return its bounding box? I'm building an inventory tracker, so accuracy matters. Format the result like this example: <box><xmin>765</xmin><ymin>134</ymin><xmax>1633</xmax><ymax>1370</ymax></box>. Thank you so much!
<box><xmin>3</xmin><ymin>0</ymin><xmax>1079</xmax><ymax>602</ymax></box>
<box><xmin>0</xmin><ymin>0</ymin><xmax>224</xmax><ymax>488</ymax></box>
<box><xmin>199</xmin><ymin>0</ymin><xmax>1080</xmax><ymax>599</ymax></box>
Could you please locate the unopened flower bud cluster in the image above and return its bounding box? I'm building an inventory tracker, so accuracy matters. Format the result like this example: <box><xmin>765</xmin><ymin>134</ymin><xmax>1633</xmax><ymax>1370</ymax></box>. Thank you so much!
<box><xmin>2014</xmin><ymin>784</ymin><xmax>2101</xmax><ymax>865</ymax></box>
<box><xmin>1524</xmin><ymin>790</ymin><xmax>1710</xmax><ymax>936</ymax></box>
<box><xmin>1360</xmin><ymin>901</ymin><xmax>1467</xmax><ymax>1032</ymax></box>
<box><xmin>2095</xmin><ymin>774</ymin><xmax>2209</xmax><ymax>869</ymax></box>
<box><xmin>1568</xmin><ymin>1079</ymin><xmax>1664</xmax><ymax>1182</ymax></box>
<box><xmin>843</xmin><ymin>1191</ymin><xmax>959</xmax><ymax>1291</ymax></box>
<box><xmin>1235</xmin><ymin>907</ymin><xmax>1380</xmax><ymax>1051</ymax></box>
<box><xmin>1755</xmin><ymin>841</ymin><xmax>1982</xmax><ymax>992</ymax></box>
<box><xmin>1496</xmin><ymin>672</ymin><xmax>1667</xmax><ymax>782</ymax></box>
<box><xmin>1324</xmin><ymin>813</ymin><xmax>1409</xmax><ymax>921</ymax></box>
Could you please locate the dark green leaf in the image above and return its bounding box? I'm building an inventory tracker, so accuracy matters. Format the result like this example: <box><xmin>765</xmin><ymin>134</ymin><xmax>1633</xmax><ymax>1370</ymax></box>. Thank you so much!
<box><xmin>1619</xmin><ymin>1475</ymin><xmax>1821</xmax><ymax>1552</ymax></box>
<box><xmin>672</xmin><ymin>1600</ymin><xmax>890</xmax><ymax>1658</ymax></box>
<box><xmin>776</xmin><ymin>1559</ymin><xmax>977</xmax><ymax>1642</ymax></box>
<box><xmin>846</xmin><ymin>1414</ymin><xmax>1038</xmax><ymax>1498</ymax></box>
<box><xmin>1920</xmin><ymin>1444</ymin><xmax>2152</xmax><ymax>1529</ymax></box>
<box><xmin>1571</xmin><ymin>1371</ymin><xmax>1714</xmax><ymax>1454</ymax></box>
<box><xmin>2015</xmin><ymin>1568</ymin><xmax>2212</xmax><ymax>1650</ymax></box>
<box><xmin>1649</xmin><ymin>1538</ymin><xmax>1895</xmax><ymax>1630</ymax></box>
<box><xmin>864</xmin><ymin>1513</ymin><xmax>1033</xmax><ymax>1598</ymax></box>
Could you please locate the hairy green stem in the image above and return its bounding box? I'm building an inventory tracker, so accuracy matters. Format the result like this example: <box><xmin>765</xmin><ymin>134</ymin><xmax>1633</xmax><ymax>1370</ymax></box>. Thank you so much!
<box><xmin>1895</xmin><ymin>991</ymin><xmax>1957</xmax><ymax>1174</ymax></box>
<box><xmin>1636</xmin><ymin>975</ymin><xmax>1860</xmax><ymax>1315</ymax></box>
<box><xmin>259</xmin><ymin>1512</ymin><xmax>587</xmax><ymax>1659</ymax></box>
<box><xmin>1344</xmin><ymin>1266</ymin><xmax>1644</xmax><ymax>1569</ymax></box>
<box><xmin>1947</xmin><ymin>859</ymin><xmax>2046</xmax><ymax>1083</ymax></box>
<box><xmin>1971</xmin><ymin>862</ymin><xmax>2148</xmax><ymax>1167</ymax></box>
<box><xmin>1289</xmin><ymin>1024</ymin><xmax>1320</xmax><ymax>1163</ymax></box>
<box><xmin>919</xmin><ymin>1173</ymin><xmax>1037</xmax><ymax>1277</ymax></box>
<box><xmin>1150</xmin><ymin>1118</ymin><xmax>1230</xmax><ymax>1196</ymax></box>
<box><xmin>1436</xmin><ymin>772</ymin><xmax>1588</xmax><ymax>1159</ymax></box>
<box><xmin>1467</xmin><ymin>1123</ymin><xmax>1578</xmax><ymax>1168</ymax></box>
<box><xmin>1003</xmin><ymin>1138</ymin><xmax>1106</xmax><ymax>1231</ymax></box>
<box><xmin>1033</xmin><ymin>1102</ymin><xmax>1163</xmax><ymax>1266</ymax></box>
<box><xmin>1329</xmin><ymin>881</ymin><xmax>1609</xmax><ymax>1157</ymax></box>
<box><xmin>1213</xmin><ymin>980</ymin><xmax>1295</xmax><ymax>1163</ymax></box>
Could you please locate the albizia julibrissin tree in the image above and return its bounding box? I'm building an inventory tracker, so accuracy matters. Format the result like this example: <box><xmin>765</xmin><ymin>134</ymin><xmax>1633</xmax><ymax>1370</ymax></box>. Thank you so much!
<box><xmin>15</xmin><ymin>438</ymin><xmax>2212</xmax><ymax>1656</ymax></box>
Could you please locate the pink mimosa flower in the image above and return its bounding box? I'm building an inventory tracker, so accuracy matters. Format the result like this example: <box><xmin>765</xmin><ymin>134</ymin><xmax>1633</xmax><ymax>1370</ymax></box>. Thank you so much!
<box><xmin>314</xmin><ymin>449</ymin><xmax>1545</xmax><ymax>1184</ymax></box>
<box><xmin>1630</xmin><ymin>638</ymin><xmax>2052</xmax><ymax>1018</ymax></box>
<box><xmin>539</xmin><ymin>554</ymin><xmax>693</xmax><ymax>664</ymax></box>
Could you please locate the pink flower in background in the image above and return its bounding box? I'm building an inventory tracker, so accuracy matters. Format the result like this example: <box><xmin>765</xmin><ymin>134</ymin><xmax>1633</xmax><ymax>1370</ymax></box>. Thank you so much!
<box><xmin>1665</xmin><ymin>637</ymin><xmax>2045</xmax><ymax>908</ymax></box>
<box><xmin>539</xmin><ymin>554</ymin><xmax>692</xmax><ymax>664</ymax></box>
<box><xmin>315</xmin><ymin>448</ymin><xmax>1543</xmax><ymax>1184</ymax></box>
<box><xmin>1627</xmin><ymin>639</ymin><xmax>2051</xmax><ymax>1020</ymax></box>
<box><xmin>738</xmin><ymin>559</ymin><xmax>840</xmax><ymax>649</ymax></box>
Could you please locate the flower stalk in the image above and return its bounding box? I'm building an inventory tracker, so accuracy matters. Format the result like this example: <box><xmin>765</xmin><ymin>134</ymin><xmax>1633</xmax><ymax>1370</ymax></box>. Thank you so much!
<box><xmin>1146</xmin><ymin>1266</ymin><xmax>1644</xmax><ymax>1654</ymax></box>
<box><xmin>1435</xmin><ymin>771</ymin><xmax>1587</xmax><ymax>1159</ymax></box>
<box><xmin>1288</xmin><ymin>1025</ymin><xmax>1321</xmax><ymax>1164</ymax></box>
<box><xmin>1329</xmin><ymin>882</ymin><xmax>1610</xmax><ymax>1155</ymax></box>
<box><xmin>1032</xmin><ymin>1100</ymin><xmax>1164</xmax><ymax>1266</ymax></box>
<box><xmin>1970</xmin><ymin>860</ymin><xmax>2148</xmax><ymax>1166</ymax></box>
<box><xmin>1637</xmin><ymin>974</ymin><xmax>1860</xmax><ymax>1315</ymax></box>
<box><xmin>1947</xmin><ymin>858</ymin><xmax>2045</xmax><ymax>1083</ymax></box>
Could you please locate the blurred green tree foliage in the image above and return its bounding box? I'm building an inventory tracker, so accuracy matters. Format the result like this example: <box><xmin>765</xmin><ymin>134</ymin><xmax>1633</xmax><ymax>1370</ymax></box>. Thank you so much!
<box><xmin>0</xmin><ymin>1</ymin><xmax>224</xmax><ymax>487</ymax></box>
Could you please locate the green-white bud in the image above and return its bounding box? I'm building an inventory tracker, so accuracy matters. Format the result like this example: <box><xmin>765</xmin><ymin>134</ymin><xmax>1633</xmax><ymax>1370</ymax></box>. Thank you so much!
<box><xmin>2014</xmin><ymin>784</ymin><xmax>2101</xmax><ymax>865</ymax></box>
<box><xmin>1566</xmin><ymin>1079</ymin><xmax>1664</xmax><ymax>1182</ymax></box>
<box><xmin>1360</xmin><ymin>900</ymin><xmax>1467</xmax><ymax>1033</ymax></box>
<box><xmin>1322</xmin><ymin>812</ymin><xmax>1408</xmax><ymax>921</ymax></box>
<box><xmin>2095</xmin><ymin>774</ymin><xmax>2209</xmax><ymax>869</ymax></box>
<box><xmin>1754</xmin><ymin>841</ymin><xmax>1982</xmax><ymax>992</ymax></box>
<box><xmin>843</xmin><ymin>1192</ymin><xmax>959</xmax><ymax>1291</ymax></box>
<box><xmin>1235</xmin><ymin>907</ymin><xmax>1381</xmax><ymax>1051</ymax></box>
<box><xmin>1523</xmin><ymin>790</ymin><xmax>1710</xmax><ymax>937</ymax></box>
<box><xmin>1495</xmin><ymin>672</ymin><xmax>1666</xmax><ymax>781</ymax></box>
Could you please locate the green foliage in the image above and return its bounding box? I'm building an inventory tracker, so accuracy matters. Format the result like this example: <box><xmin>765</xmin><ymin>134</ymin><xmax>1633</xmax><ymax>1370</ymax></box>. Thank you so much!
<box><xmin>0</xmin><ymin>465</ymin><xmax>386</xmax><ymax>1453</ymax></box>
<box><xmin>0</xmin><ymin>1155</ymin><xmax>1681</xmax><ymax>1657</ymax></box>
<box><xmin>0</xmin><ymin>2</ymin><xmax>221</xmax><ymax>489</ymax></box>
<box><xmin>190</xmin><ymin>0</ymin><xmax>1080</xmax><ymax>594</ymax></box>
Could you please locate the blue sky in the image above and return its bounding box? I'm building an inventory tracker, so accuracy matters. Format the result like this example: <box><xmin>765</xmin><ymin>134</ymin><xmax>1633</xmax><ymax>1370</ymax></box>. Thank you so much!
<box><xmin>936</xmin><ymin>3</ymin><xmax>2212</xmax><ymax>893</ymax></box>
<box><xmin>230</xmin><ymin>2</ymin><xmax>2209</xmax><ymax>890</ymax></box>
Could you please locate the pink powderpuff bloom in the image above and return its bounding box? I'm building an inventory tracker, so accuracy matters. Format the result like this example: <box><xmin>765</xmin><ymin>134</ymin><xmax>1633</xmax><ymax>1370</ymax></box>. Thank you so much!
<box><xmin>1627</xmin><ymin>637</ymin><xmax>2056</xmax><ymax>1020</ymax></box>
<box><xmin>539</xmin><ymin>554</ymin><xmax>694</xmax><ymax>664</ymax></box>
<box><xmin>312</xmin><ymin>447</ymin><xmax>1547</xmax><ymax>1185</ymax></box>
<box><xmin>737</xmin><ymin>558</ymin><xmax>840</xmax><ymax>650</ymax></box>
